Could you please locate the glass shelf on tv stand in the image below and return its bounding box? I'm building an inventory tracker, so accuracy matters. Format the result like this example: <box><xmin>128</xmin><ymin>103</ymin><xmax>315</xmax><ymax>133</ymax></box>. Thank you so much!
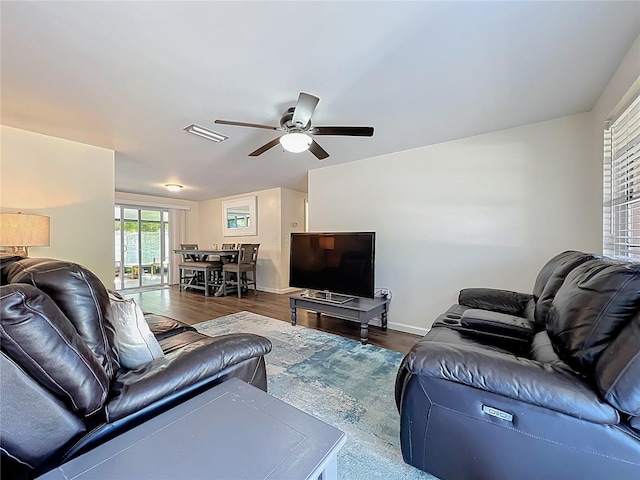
<box><xmin>301</xmin><ymin>290</ymin><xmax>354</xmax><ymax>305</ymax></box>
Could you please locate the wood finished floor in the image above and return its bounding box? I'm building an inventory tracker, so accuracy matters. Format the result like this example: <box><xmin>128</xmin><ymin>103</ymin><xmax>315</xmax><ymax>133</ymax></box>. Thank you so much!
<box><xmin>127</xmin><ymin>286</ymin><xmax>422</xmax><ymax>354</ymax></box>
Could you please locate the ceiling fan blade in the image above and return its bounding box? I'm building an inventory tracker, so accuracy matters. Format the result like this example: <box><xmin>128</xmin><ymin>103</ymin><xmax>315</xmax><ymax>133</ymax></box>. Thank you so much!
<box><xmin>308</xmin><ymin>140</ymin><xmax>330</xmax><ymax>160</ymax></box>
<box><xmin>291</xmin><ymin>92</ymin><xmax>320</xmax><ymax>129</ymax></box>
<box><xmin>248</xmin><ymin>137</ymin><xmax>282</xmax><ymax>156</ymax></box>
<box><xmin>311</xmin><ymin>126</ymin><xmax>374</xmax><ymax>137</ymax></box>
<box><xmin>215</xmin><ymin>119</ymin><xmax>281</xmax><ymax>131</ymax></box>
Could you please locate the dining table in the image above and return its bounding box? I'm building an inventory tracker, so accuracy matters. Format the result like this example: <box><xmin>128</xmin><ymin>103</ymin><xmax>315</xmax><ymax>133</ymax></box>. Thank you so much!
<box><xmin>173</xmin><ymin>248</ymin><xmax>239</xmax><ymax>262</ymax></box>
<box><xmin>173</xmin><ymin>248</ymin><xmax>240</xmax><ymax>297</ymax></box>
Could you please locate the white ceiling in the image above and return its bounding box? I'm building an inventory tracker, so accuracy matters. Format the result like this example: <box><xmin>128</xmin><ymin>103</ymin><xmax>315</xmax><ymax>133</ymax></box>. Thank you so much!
<box><xmin>2</xmin><ymin>1</ymin><xmax>639</xmax><ymax>201</ymax></box>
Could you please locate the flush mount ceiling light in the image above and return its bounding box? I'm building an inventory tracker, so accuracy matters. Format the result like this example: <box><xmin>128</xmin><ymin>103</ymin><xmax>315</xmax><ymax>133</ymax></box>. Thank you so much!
<box><xmin>165</xmin><ymin>184</ymin><xmax>183</xmax><ymax>192</ymax></box>
<box><xmin>279</xmin><ymin>132</ymin><xmax>312</xmax><ymax>153</ymax></box>
<box><xmin>183</xmin><ymin>124</ymin><xmax>228</xmax><ymax>142</ymax></box>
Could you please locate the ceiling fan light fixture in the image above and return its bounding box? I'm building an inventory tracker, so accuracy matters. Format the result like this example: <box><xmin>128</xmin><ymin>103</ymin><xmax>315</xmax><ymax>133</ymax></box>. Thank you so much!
<box><xmin>165</xmin><ymin>183</ymin><xmax>183</xmax><ymax>192</ymax></box>
<box><xmin>279</xmin><ymin>132</ymin><xmax>312</xmax><ymax>153</ymax></box>
<box><xmin>184</xmin><ymin>124</ymin><xmax>228</xmax><ymax>142</ymax></box>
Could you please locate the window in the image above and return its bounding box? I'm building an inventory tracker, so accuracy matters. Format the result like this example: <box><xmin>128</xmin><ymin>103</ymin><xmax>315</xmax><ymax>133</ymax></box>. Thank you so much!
<box><xmin>604</xmin><ymin>93</ymin><xmax>640</xmax><ymax>261</ymax></box>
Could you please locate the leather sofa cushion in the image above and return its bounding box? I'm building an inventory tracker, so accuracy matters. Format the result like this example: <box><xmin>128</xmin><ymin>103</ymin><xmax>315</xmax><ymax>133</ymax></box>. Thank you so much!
<box><xmin>405</xmin><ymin>327</ymin><xmax>619</xmax><ymax>424</ymax></box>
<box><xmin>530</xmin><ymin>331</ymin><xmax>571</xmax><ymax>369</ymax></box>
<box><xmin>531</xmin><ymin>251</ymin><xmax>593</xmax><ymax>300</ymax></box>
<box><xmin>105</xmin><ymin>332</ymin><xmax>272</xmax><ymax>421</ymax></box>
<box><xmin>546</xmin><ymin>259</ymin><xmax>640</xmax><ymax>372</ymax></box>
<box><xmin>595</xmin><ymin>312</ymin><xmax>640</xmax><ymax>416</ymax></box>
<box><xmin>2</xmin><ymin>258</ymin><xmax>119</xmax><ymax>379</ymax></box>
<box><xmin>533</xmin><ymin>251</ymin><xmax>597</xmax><ymax>324</ymax></box>
<box><xmin>0</xmin><ymin>284</ymin><xmax>109</xmax><ymax>415</ymax></box>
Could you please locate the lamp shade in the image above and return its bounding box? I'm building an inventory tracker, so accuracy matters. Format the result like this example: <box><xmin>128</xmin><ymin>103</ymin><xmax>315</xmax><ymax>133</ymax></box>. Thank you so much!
<box><xmin>279</xmin><ymin>133</ymin><xmax>312</xmax><ymax>153</ymax></box>
<box><xmin>0</xmin><ymin>213</ymin><xmax>50</xmax><ymax>253</ymax></box>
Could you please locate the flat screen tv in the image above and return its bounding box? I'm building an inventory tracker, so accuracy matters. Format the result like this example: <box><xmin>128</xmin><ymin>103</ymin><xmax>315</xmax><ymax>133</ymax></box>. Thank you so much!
<box><xmin>289</xmin><ymin>232</ymin><xmax>375</xmax><ymax>299</ymax></box>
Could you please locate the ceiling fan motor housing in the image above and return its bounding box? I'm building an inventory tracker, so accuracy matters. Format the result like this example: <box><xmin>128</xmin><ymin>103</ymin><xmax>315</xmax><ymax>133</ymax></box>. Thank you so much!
<box><xmin>280</xmin><ymin>107</ymin><xmax>309</xmax><ymax>132</ymax></box>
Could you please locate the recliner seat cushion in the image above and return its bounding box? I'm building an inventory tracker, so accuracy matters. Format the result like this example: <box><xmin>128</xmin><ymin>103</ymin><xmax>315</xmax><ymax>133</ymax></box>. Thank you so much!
<box><xmin>0</xmin><ymin>284</ymin><xmax>109</xmax><ymax>415</ymax></box>
<box><xmin>403</xmin><ymin>327</ymin><xmax>618</xmax><ymax>424</ymax></box>
<box><xmin>546</xmin><ymin>259</ymin><xmax>640</xmax><ymax>372</ymax></box>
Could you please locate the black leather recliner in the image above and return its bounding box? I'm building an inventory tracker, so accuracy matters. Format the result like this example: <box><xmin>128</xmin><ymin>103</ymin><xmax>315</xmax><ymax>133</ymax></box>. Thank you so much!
<box><xmin>396</xmin><ymin>253</ymin><xmax>640</xmax><ymax>479</ymax></box>
<box><xmin>0</xmin><ymin>255</ymin><xmax>272</xmax><ymax>479</ymax></box>
<box><xmin>434</xmin><ymin>250</ymin><xmax>598</xmax><ymax>348</ymax></box>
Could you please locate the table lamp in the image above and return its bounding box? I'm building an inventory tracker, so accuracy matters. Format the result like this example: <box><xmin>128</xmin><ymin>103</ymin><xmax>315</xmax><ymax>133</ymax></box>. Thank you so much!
<box><xmin>0</xmin><ymin>212</ymin><xmax>51</xmax><ymax>256</ymax></box>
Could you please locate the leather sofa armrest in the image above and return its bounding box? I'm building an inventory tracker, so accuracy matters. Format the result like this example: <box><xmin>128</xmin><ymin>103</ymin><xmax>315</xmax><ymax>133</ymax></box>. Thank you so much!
<box><xmin>458</xmin><ymin>288</ymin><xmax>533</xmax><ymax>316</ymax></box>
<box><xmin>460</xmin><ymin>309</ymin><xmax>536</xmax><ymax>340</ymax></box>
<box><xmin>105</xmin><ymin>333</ymin><xmax>271</xmax><ymax>422</ymax></box>
<box><xmin>144</xmin><ymin>313</ymin><xmax>196</xmax><ymax>341</ymax></box>
<box><xmin>405</xmin><ymin>329</ymin><xmax>618</xmax><ymax>424</ymax></box>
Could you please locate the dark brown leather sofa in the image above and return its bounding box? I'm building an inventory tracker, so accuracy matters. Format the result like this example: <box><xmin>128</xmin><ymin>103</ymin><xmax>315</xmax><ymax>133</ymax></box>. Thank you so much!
<box><xmin>0</xmin><ymin>255</ymin><xmax>272</xmax><ymax>479</ymax></box>
<box><xmin>396</xmin><ymin>252</ymin><xmax>640</xmax><ymax>479</ymax></box>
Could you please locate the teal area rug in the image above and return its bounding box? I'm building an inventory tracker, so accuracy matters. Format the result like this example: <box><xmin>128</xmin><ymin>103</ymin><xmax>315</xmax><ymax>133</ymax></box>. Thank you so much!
<box><xmin>194</xmin><ymin>311</ymin><xmax>436</xmax><ymax>480</ymax></box>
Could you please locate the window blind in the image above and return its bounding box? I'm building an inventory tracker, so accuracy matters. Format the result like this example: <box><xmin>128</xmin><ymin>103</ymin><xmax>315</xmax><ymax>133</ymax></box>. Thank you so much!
<box><xmin>604</xmin><ymin>93</ymin><xmax>640</xmax><ymax>261</ymax></box>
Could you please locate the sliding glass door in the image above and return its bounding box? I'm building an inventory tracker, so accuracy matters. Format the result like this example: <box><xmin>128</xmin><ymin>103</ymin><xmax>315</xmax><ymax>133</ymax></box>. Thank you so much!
<box><xmin>114</xmin><ymin>206</ymin><xmax>169</xmax><ymax>290</ymax></box>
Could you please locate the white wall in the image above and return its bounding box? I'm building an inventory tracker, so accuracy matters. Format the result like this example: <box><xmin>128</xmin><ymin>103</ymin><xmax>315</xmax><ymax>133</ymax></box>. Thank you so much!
<box><xmin>280</xmin><ymin>188</ymin><xmax>307</xmax><ymax>291</ymax></box>
<box><xmin>1</xmin><ymin>126</ymin><xmax>115</xmax><ymax>283</ymax></box>
<box><xmin>198</xmin><ymin>187</ymin><xmax>284</xmax><ymax>292</ymax></box>
<box><xmin>309</xmin><ymin>113</ymin><xmax>597</xmax><ymax>335</ymax></box>
<box><xmin>593</xmin><ymin>35</ymin><xmax>640</xmax><ymax>129</ymax></box>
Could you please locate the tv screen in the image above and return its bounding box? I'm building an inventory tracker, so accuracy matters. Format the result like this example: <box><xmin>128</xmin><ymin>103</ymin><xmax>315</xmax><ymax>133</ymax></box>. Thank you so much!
<box><xmin>289</xmin><ymin>232</ymin><xmax>375</xmax><ymax>298</ymax></box>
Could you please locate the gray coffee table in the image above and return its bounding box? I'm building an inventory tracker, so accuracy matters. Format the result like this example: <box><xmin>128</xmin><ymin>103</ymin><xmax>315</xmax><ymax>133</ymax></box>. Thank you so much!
<box><xmin>38</xmin><ymin>378</ymin><xmax>346</xmax><ymax>480</ymax></box>
<box><xmin>290</xmin><ymin>293</ymin><xmax>390</xmax><ymax>344</ymax></box>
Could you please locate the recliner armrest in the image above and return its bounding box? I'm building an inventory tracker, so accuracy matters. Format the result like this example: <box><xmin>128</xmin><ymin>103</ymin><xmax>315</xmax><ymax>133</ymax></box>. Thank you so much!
<box><xmin>460</xmin><ymin>309</ymin><xmax>536</xmax><ymax>340</ymax></box>
<box><xmin>405</xmin><ymin>328</ymin><xmax>618</xmax><ymax>424</ymax></box>
<box><xmin>458</xmin><ymin>288</ymin><xmax>533</xmax><ymax>316</ymax></box>
<box><xmin>105</xmin><ymin>333</ymin><xmax>272</xmax><ymax>422</ymax></box>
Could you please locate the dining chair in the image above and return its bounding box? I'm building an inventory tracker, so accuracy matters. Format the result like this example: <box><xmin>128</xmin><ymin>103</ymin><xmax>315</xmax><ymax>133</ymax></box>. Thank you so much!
<box><xmin>178</xmin><ymin>243</ymin><xmax>218</xmax><ymax>296</ymax></box>
<box><xmin>220</xmin><ymin>243</ymin><xmax>238</xmax><ymax>265</ymax></box>
<box><xmin>221</xmin><ymin>243</ymin><xmax>259</xmax><ymax>298</ymax></box>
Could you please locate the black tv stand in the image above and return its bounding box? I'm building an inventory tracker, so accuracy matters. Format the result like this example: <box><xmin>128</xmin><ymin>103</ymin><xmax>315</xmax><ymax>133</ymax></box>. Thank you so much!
<box><xmin>289</xmin><ymin>293</ymin><xmax>390</xmax><ymax>345</ymax></box>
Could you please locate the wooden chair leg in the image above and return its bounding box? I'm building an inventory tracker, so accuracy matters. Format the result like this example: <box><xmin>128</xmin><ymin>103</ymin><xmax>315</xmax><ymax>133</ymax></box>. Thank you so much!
<box><xmin>222</xmin><ymin>271</ymin><xmax>228</xmax><ymax>296</ymax></box>
<box><xmin>253</xmin><ymin>269</ymin><xmax>258</xmax><ymax>296</ymax></box>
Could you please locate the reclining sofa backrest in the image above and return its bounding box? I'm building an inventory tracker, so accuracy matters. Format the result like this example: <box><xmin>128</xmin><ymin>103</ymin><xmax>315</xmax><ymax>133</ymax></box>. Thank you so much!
<box><xmin>2</xmin><ymin>257</ymin><xmax>119</xmax><ymax>377</ymax></box>
<box><xmin>531</xmin><ymin>250</ymin><xmax>599</xmax><ymax>324</ymax></box>
<box><xmin>545</xmin><ymin>258</ymin><xmax>640</xmax><ymax>421</ymax></box>
<box><xmin>1</xmin><ymin>257</ymin><xmax>118</xmax><ymax>471</ymax></box>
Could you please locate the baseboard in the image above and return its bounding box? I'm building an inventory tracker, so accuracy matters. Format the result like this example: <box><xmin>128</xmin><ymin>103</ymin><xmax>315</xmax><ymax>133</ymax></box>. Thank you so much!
<box><xmin>387</xmin><ymin>322</ymin><xmax>429</xmax><ymax>337</ymax></box>
<box><xmin>258</xmin><ymin>286</ymin><xmax>302</xmax><ymax>295</ymax></box>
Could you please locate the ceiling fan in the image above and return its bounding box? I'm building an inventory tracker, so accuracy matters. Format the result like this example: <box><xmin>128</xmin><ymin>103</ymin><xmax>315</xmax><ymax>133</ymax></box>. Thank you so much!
<box><xmin>215</xmin><ymin>92</ymin><xmax>374</xmax><ymax>160</ymax></box>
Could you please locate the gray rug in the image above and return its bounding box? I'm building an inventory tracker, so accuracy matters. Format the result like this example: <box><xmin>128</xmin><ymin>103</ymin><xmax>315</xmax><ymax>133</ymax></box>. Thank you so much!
<box><xmin>194</xmin><ymin>311</ymin><xmax>435</xmax><ymax>480</ymax></box>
